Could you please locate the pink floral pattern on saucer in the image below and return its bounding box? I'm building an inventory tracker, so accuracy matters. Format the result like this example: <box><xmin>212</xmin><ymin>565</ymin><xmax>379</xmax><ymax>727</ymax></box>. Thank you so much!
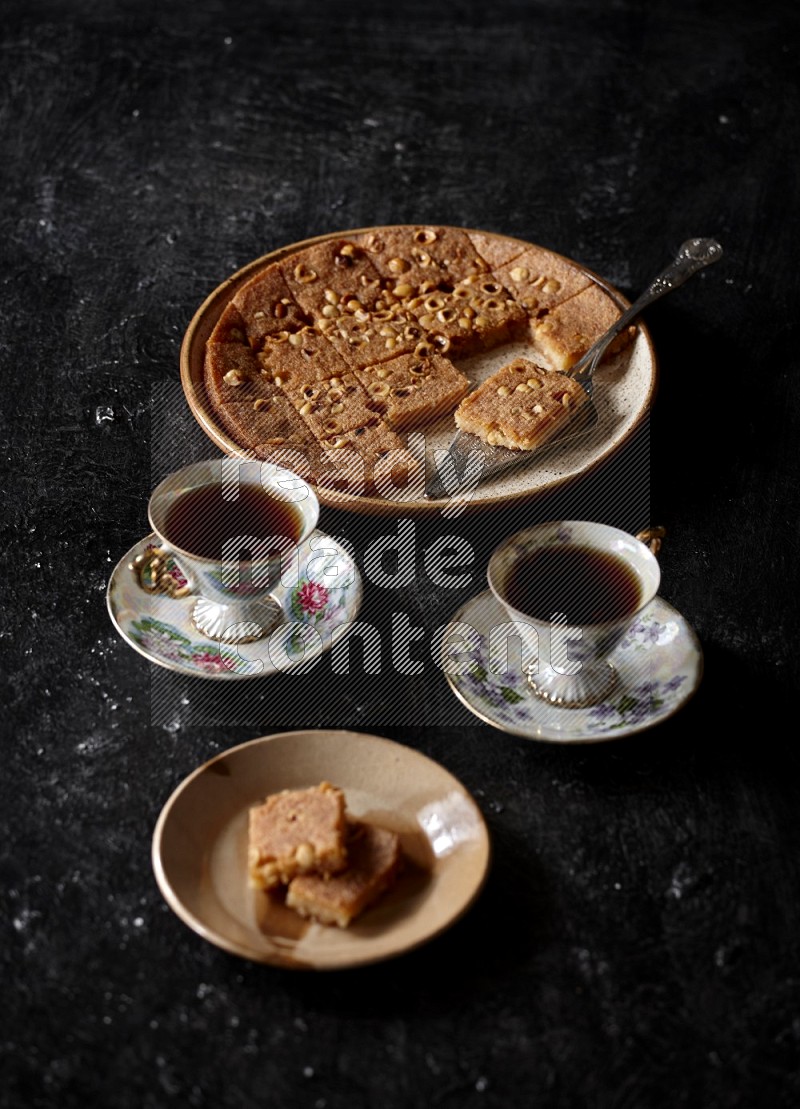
<box><xmin>107</xmin><ymin>531</ymin><xmax>362</xmax><ymax>680</ymax></box>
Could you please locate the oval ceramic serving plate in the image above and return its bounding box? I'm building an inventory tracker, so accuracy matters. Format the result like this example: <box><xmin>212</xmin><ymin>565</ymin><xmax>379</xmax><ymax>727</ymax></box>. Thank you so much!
<box><xmin>152</xmin><ymin>730</ymin><xmax>491</xmax><ymax>969</ymax></box>
<box><xmin>181</xmin><ymin>226</ymin><xmax>657</xmax><ymax>516</ymax></box>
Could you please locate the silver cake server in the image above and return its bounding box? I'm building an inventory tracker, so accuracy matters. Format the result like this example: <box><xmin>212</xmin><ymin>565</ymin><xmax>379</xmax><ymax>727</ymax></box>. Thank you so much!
<box><xmin>423</xmin><ymin>237</ymin><xmax>723</xmax><ymax>500</ymax></box>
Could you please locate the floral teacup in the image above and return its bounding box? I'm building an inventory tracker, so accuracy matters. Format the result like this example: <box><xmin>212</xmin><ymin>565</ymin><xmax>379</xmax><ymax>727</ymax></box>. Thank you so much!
<box><xmin>487</xmin><ymin>521</ymin><xmax>663</xmax><ymax>708</ymax></box>
<box><xmin>131</xmin><ymin>458</ymin><xmax>319</xmax><ymax>642</ymax></box>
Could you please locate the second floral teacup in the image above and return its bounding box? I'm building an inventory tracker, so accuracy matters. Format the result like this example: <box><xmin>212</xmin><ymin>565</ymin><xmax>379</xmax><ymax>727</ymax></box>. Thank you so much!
<box><xmin>487</xmin><ymin>521</ymin><xmax>662</xmax><ymax>707</ymax></box>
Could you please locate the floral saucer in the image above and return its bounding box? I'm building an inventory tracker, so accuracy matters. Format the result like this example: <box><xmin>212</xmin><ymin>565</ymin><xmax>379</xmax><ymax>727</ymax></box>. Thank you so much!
<box><xmin>441</xmin><ymin>591</ymin><xmax>702</xmax><ymax>743</ymax></box>
<box><xmin>107</xmin><ymin>530</ymin><xmax>362</xmax><ymax>680</ymax></box>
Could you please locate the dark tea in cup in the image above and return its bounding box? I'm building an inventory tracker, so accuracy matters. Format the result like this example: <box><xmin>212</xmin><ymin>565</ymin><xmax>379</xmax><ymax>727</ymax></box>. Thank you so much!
<box><xmin>504</xmin><ymin>545</ymin><xmax>642</xmax><ymax>626</ymax></box>
<box><xmin>163</xmin><ymin>484</ymin><xmax>304</xmax><ymax>559</ymax></box>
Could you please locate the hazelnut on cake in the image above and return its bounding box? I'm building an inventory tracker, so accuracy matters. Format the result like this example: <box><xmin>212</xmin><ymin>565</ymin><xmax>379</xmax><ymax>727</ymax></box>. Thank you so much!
<box><xmin>454</xmin><ymin>357</ymin><xmax>589</xmax><ymax>451</ymax></box>
<box><xmin>286</xmin><ymin>821</ymin><xmax>402</xmax><ymax>928</ymax></box>
<box><xmin>248</xmin><ymin>782</ymin><xmax>348</xmax><ymax>890</ymax></box>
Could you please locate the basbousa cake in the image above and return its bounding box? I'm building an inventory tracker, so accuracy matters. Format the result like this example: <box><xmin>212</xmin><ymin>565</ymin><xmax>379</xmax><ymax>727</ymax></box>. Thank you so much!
<box><xmin>248</xmin><ymin>783</ymin><xmax>403</xmax><ymax>928</ymax></box>
<box><xmin>203</xmin><ymin>227</ymin><xmax>635</xmax><ymax>481</ymax></box>
<box><xmin>248</xmin><ymin>782</ymin><xmax>347</xmax><ymax>890</ymax></box>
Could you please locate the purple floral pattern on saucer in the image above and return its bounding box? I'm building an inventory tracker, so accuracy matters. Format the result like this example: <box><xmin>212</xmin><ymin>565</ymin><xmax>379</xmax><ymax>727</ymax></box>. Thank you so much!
<box><xmin>443</xmin><ymin>594</ymin><xmax>702</xmax><ymax>743</ymax></box>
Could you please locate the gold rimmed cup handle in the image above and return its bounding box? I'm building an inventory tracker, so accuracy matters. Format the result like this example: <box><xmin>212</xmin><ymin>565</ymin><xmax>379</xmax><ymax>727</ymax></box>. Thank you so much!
<box><xmin>130</xmin><ymin>545</ymin><xmax>193</xmax><ymax>598</ymax></box>
<box><xmin>636</xmin><ymin>526</ymin><xmax>666</xmax><ymax>557</ymax></box>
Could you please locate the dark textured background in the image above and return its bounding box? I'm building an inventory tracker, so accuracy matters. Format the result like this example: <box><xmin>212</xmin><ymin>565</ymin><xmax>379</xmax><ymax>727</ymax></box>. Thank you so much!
<box><xmin>2</xmin><ymin>1</ymin><xmax>799</xmax><ymax>1106</ymax></box>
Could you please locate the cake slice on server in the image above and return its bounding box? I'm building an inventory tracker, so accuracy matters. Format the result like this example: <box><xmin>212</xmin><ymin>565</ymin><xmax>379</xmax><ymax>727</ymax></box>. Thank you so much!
<box><xmin>454</xmin><ymin>357</ymin><xmax>589</xmax><ymax>451</ymax></box>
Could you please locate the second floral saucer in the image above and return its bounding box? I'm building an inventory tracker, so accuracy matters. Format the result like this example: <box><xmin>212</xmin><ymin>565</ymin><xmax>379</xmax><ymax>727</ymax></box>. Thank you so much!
<box><xmin>440</xmin><ymin>591</ymin><xmax>703</xmax><ymax>743</ymax></box>
<box><xmin>107</xmin><ymin>530</ymin><xmax>362</xmax><ymax>680</ymax></box>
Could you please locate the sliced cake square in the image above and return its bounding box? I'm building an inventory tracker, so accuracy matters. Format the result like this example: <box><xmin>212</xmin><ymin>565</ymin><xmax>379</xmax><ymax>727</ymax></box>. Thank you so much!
<box><xmin>284</xmin><ymin>372</ymin><xmax>378</xmax><ymax>438</ymax></box>
<box><xmin>359</xmin><ymin>226</ymin><xmax>485</xmax><ymax>291</ymax></box>
<box><xmin>495</xmin><ymin>245</ymin><xmax>592</xmax><ymax>315</ymax></box>
<box><xmin>316</xmin><ymin>419</ymin><xmax>422</xmax><ymax>497</ymax></box>
<box><xmin>256</xmin><ymin>326</ymin><xmax>352</xmax><ymax>391</ymax></box>
<box><xmin>208</xmin><ymin>302</ymin><xmax>249</xmax><ymax>345</ymax></box>
<box><xmin>286</xmin><ymin>820</ymin><xmax>402</xmax><ymax>927</ymax></box>
<box><xmin>320</xmin><ymin>309</ymin><xmax>428</xmax><ymax>371</ymax></box>
<box><xmin>218</xmin><ymin>395</ymin><xmax>319</xmax><ymax>455</ymax></box>
<box><xmin>532</xmin><ymin>284</ymin><xmax>635</xmax><ymax>371</ymax></box>
<box><xmin>248</xmin><ymin>783</ymin><xmax>348</xmax><ymax>890</ymax></box>
<box><xmin>356</xmin><ymin>352</ymin><xmax>469</xmax><ymax>430</ymax></box>
<box><xmin>467</xmin><ymin>230</ymin><xmax>529</xmax><ymax>271</ymax></box>
<box><xmin>409</xmin><ymin>274</ymin><xmax>527</xmax><ymax>355</ymax></box>
<box><xmin>281</xmin><ymin>240</ymin><xmax>384</xmax><ymax>317</ymax></box>
<box><xmin>454</xmin><ymin>357</ymin><xmax>589</xmax><ymax>451</ymax></box>
<box><xmin>205</xmin><ymin>343</ymin><xmax>277</xmax><ymax>406</ymax></box>
<box><xmin>232</xmin><ymin>263</ymin><xmax>310</xmax><ymax>347</ymax></box>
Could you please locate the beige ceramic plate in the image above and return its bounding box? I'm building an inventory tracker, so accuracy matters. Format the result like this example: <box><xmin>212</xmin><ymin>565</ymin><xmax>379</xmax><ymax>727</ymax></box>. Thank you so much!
<box><xmin>152</xmin><ymin>730</ymin><xmax>491</xmax><ymax>969</ymax></box>
<box><xmin>181</xmin><ymin>226</ymin><xmax>657</xmax><ymax>515</ymax></box>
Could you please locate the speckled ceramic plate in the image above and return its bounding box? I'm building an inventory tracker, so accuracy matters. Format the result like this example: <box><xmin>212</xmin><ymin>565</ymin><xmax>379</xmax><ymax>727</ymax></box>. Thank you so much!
<box><xmin>106</xmin><ymin>530</ymin><xmax>361</xmax><ymax>679</ymax></box>
<box><xmin>441</xmin><ymin>591</ymin><xmax>703</xmax><ymax>743</ymax></box>
<box><xmin>181</xmin><ymin>226</ymin><xmax>657</xmax><ymax>515</ymax></box>
<box><xmin>152</xmin><ymin>730</ymin><xmax>491</xmax><ymax>969</ymax></box>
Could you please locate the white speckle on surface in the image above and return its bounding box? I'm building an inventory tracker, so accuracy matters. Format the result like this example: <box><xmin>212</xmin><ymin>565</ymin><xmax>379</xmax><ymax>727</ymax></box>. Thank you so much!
<box><xmin>303</xmin><ymin>1066</ymin><xmax>314</xmax><ymax>1078</ymax></box>
<box><xmin>224</xmin><ymin>36</ymin><xmax>232</xmax><ymax>45</ymax></box>
<box><xmin>613</xmin><ymin>882</ymin><xmax>621</xmax><ymax>890</ymax></box>
<box><xmin>95</xmin><ymin>405</ymin><xmax>115</xmax><ymax>425</ymax></box>
<box><xmin>669</xmin><ymin>862</ymin><xmax>694</xmax><ymax>899</ymax></box>
<box><xmin>476</xmin><ymin>1076</ymin><xmax>489</xmax><ymax>1092</ymax></box>
<box><xmin>363</xmin><ymin>117</ymin><xmax>380</xmax><ymax>127</ymax></box>
<box><xmin>13</xmin><ymin>909</ymin><xmax>40</xmax><ymax>932</ymax></box>
<box><xmin>719</xmin><ymin>114</ymin><xmax>729</xmax><ymax>124</ymax></box>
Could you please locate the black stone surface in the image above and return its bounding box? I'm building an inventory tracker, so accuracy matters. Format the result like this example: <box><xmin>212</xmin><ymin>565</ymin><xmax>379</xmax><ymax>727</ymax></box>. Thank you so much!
<box><xmin>2</xmin><ymin>1</ymin><xmax>799</xmax><ymax>1106</ymax></box>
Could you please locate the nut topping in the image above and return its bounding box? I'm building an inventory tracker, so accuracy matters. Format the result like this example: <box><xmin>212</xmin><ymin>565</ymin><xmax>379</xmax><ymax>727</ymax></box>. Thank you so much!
<box><xmin>294</xmin><ymin>262</ymin><xmax>317</xmax><ymax>284</ymax></box>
